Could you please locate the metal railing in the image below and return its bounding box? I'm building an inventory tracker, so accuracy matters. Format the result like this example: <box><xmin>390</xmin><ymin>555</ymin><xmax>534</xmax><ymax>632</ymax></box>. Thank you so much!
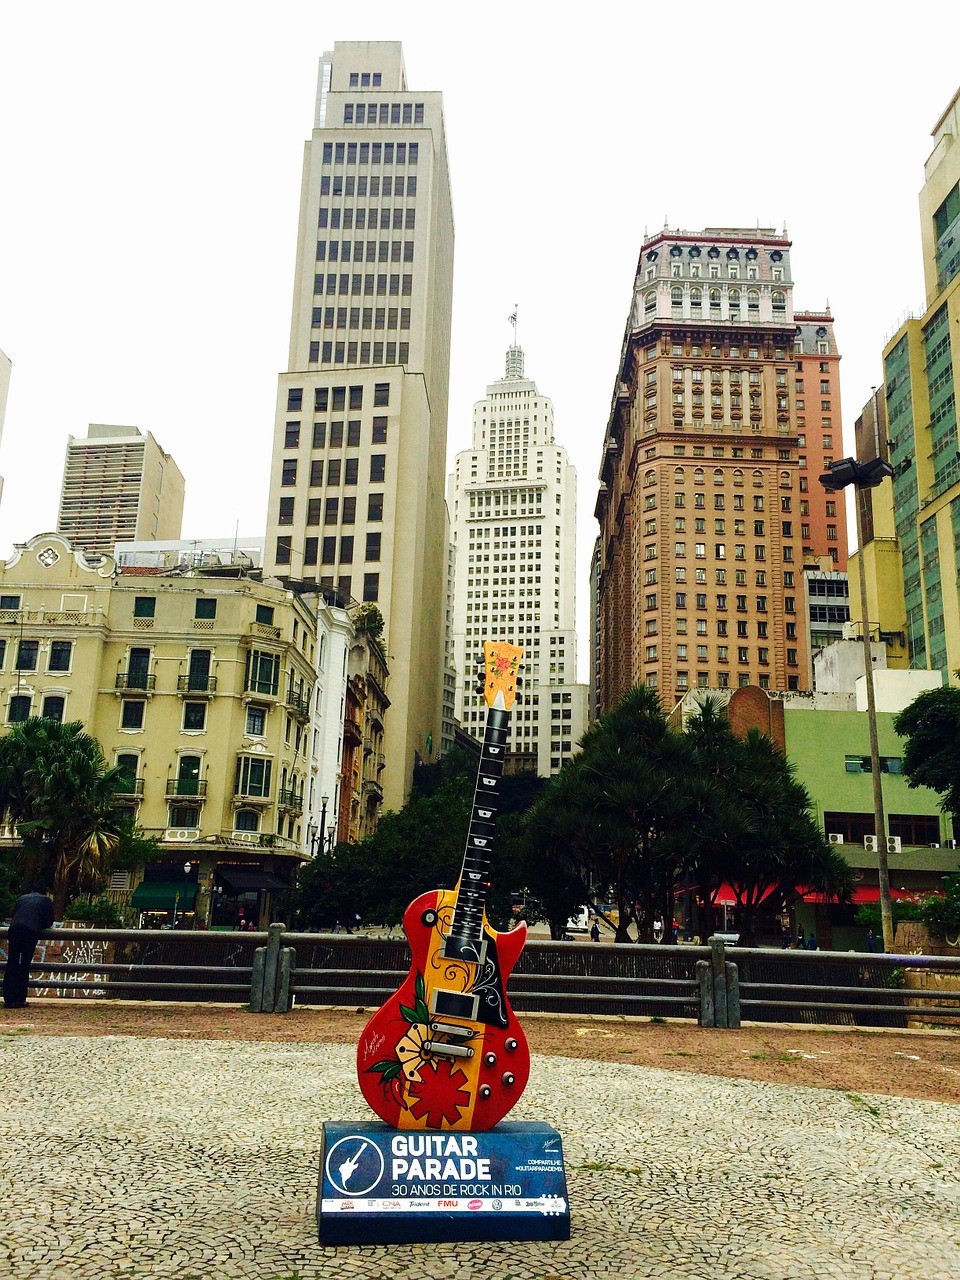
<box><xmin>3</xmin><ymin>929</ymin><xmax>959</xmax><ymax>1027</ymax></box>
<box><xmin>177</xmin><ymin>674</ymin><xmax>218</xmax><ymax>693</ymax></box>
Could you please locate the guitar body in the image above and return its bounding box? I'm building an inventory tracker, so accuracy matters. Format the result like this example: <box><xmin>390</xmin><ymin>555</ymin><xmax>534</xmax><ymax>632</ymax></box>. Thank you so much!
<box><xmin>357</xmin><ymin>886</ymin><xmax>530</xmax><ymax>1131</ymax></box>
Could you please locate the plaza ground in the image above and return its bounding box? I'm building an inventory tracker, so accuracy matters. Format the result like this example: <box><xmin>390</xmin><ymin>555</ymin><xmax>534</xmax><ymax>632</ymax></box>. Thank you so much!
<box><xmin>1</xmin><ymin>1004</ymin><xmax>958</xmax><ymax>1279</ymax></box>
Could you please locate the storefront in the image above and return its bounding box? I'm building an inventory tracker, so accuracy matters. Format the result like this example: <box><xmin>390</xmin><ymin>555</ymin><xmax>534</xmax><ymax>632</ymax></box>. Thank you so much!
<box><xmin>210</xmin><ymin>865</ymin><xmax>293</xmax><ymax>930</ymax></box>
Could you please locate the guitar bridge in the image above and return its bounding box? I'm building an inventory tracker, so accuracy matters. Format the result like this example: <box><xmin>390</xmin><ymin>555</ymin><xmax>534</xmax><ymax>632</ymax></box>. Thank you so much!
<box><xmin>423</xmin><ymin>1040</ymin><xmax>475</xmax><ymax>1060</ymax></box>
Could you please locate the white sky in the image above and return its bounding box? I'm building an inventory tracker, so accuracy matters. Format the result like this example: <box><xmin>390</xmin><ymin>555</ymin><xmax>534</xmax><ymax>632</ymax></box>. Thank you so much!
<box><xmin>1</xmin><ymin>2</ymin><xmax>959</xmax><ymax>683</ymax></box>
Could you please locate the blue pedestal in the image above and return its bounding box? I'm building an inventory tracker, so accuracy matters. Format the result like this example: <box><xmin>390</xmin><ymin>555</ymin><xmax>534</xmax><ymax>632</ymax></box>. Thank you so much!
<box><xmin>316</xmin><ymin>1120</ymin><xmax>570</xmax><ymax>1245</ymax></box>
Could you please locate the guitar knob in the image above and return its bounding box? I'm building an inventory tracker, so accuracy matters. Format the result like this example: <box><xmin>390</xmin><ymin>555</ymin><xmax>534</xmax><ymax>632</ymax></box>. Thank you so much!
<box><xmin>501</xmin><ymin>1072</ymin><xmax>515</xmax><ymax>1087</ymax></box>
<box><xmin>505</xmin><ymin>1038</ymin><xmax>518</xmax><ymax>1052</ymax></box>
<box><xmin>483</xmin><ymin>1051</ymin><xmax>497</xmax><ymax>1067</ymax></box>
<box><xmin>479</xmin><ymin>1085</ymin><xmax>491</xmax><ymax>1099</ymax></box>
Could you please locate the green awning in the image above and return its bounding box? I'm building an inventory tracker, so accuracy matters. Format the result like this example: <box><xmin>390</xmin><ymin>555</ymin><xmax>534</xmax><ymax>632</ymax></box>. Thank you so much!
<box><xmin>131</xmin><ymin>881</ymin><xmax>199</xmax><ymax>910</ymax></box>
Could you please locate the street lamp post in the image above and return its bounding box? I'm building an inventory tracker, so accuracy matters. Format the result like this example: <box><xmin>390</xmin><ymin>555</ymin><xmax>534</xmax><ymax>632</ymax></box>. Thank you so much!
<box><xmin>819</xmin><ymin>456</ymin><xmax>896</xmax><ymax>952</ymax></box>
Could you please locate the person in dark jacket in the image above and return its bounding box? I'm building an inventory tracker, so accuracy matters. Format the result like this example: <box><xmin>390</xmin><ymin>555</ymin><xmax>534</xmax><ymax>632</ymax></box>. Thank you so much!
<box><xmin>3</xmin><ymin>890</ymin><xmax>55</xmax><ymax>1008</ymax></box>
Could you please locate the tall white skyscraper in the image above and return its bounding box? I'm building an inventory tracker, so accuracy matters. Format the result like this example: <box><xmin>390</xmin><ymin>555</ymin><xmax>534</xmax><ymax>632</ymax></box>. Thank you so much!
<box><xmin>263</xmin><ymin>41</ymin><xmax>455</xmax><ymax>810</ymax></box>
<box><xmin>447</xmin><ymin>342</ymin><xmax>587</xmax><ymax>774</ymax></box>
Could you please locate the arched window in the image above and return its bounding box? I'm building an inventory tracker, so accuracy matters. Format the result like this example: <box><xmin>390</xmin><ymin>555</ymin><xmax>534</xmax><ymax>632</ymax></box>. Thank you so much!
<box><xmin>747</xmin><ymin>290</ymin><xmax>760</xmax><ymax>313</ymax></box>
<box><xmin>752</xmin><ymin>469</ymin><xmax>764</xmax><ymax>487</ymax></box>
<box><xmin>772</xmin><ymin>291</ymin><xmax>786</xmax><ymax>312</ymax></box>
<box><xmin>645</xmin><ymin>290</ymin><xmax>656</xmax><ymax>312</ymax></box>
<box><xmin>714</xmin><ymin>468</ymin><xmax>724</xmax><ymax>485</ymax></box>
<box><xmin>671</xmin><ymin>287</ymin><xmax>683</xmax><ymax>307</ymax></box>
<box><xmin>644</xmin><ymin>469</ymin><xmax>657</xmax><ymax>487</ymax></box>
<box><xmin>235</xmin><ymin>810</ymin><xmax>259</xmax><ymax>832</ymax></box>
<box><xmin>733</xmin><ymin>469</ymin><xmax>744</xmax><ymax>487</ymax></box>
<box><xmin>729</xmin><ymin>289</ymin><xmax>741</xmax><ymax>311</ymax></box>
<box><xmin>780</xmin><ymin>470</ymin><xmax>792</xmax><ymax>488</ymax></box>
<box><xmin>690</xmin><ymin>287</ymin><xmax>702</xmax><ymax>308</ymax></box>
<box><xmin>674</xmin><ymin>467</ymin><xmax>685</xmax><ymax>484</ymax></box>
<box><xmin>694</xmin><ymin>468</ymin><xmax>705</xmax><ymax>486</ymax></box>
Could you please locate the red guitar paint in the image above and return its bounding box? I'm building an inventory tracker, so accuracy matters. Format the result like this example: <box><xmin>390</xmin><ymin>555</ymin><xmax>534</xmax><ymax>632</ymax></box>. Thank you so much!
<box><xmin>357</xmin><ymin>642</ymin><xmax>530</xmax><ymax>1131</ymax></box>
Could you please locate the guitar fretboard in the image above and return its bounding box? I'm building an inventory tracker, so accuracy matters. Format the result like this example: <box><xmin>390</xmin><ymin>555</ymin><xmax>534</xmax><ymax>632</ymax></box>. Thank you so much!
<box><xmin>446</xmin><ymin>705</ymin><xmax>510</xmax><ymax>954</ymax></box>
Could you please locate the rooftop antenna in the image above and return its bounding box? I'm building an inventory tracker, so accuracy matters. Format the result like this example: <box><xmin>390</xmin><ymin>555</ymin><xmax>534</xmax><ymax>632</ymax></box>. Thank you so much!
<box><xmin>508</xmin><ymin>304</ymin><xmax>518</xmax><ymax>347</ymax></box>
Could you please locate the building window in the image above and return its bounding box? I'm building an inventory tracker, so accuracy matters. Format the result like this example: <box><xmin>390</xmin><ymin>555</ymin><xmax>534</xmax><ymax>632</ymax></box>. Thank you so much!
<box><xmin>374</xmin><ymin>382</ymin><xmax>390</xmax><ymax>407</ymax></box>
<box><xmin>245</xmin><ymin>650</ymin><xmax>280</xmax><ymax>696</ymax></box>
<box><xmin>236</xmin><ymin>755</ymin><xmax>272</xmax><ymax>799</ymax></box>
<box><xmin>365</xmin><ymin>532</ymin><xmax>381</xmax><ymax>561</ymax></box>
<box><xmin>133</xmin><ymin>597</ymin><xmax>156</xmax><ymax>619</ymax></box>
<box><xmin>275</xmin><ymin>536</ymin><xmax>292</xmax><ymax>565</ymax></box>
<box><xmin>121</xmin><ymin>700</ymin><xmax>145</xmax><ymax>730</ymax></box>
<box><xmin>235</xmin><ymin>809</ymin><xmax>259</xmax><ymax>832</ymax></box>
<box><xmin>281</xmin><ymin>459</ymin><xmax>297</xmax><ymax>486</ymax></box>
<box><xmin>370</xmin><ymin>455</ymin><xmax>386</xmax><ymax>482</ymax></box>
<box><xmin>183</xmin><ymin>702</ymin><xmax>207</xmax><ymax>732</ymax></box>
<box><xmin>287</xmin><ymin>389</ymin><xmax>303</xmax><ymax>412</ymax></box>
<box><xmin>47</xmin><ymin>640</ymin><xmax>72</xmax><ymax>672</ymax></box>
<box><xmin>363</xmin><ymin>573</ymin><xmax>380</xmax><ymax>602</ymax></box>
<box><xmin>278</xmin><ymin>497</ymin><xmax>295</xmax><ymax>525</ymax></box>
<box><xmin>8</xmin><ymin>695</ymin><xmax>31</xmax><ymax>723</ymax></box>
<box><xmin>245</xmin><ymin>704</ymin><xmax>267</xmax><ymax>736</ymax></box>
<box><xmin>15</xmin><ymin>639</ymin><xmax>39</xmax><ymax>671</ymax></box>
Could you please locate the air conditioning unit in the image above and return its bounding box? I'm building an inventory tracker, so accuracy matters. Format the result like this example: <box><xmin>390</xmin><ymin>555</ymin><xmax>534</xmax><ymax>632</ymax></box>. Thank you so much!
<box><xmin>945</xmin><ymin>839</ymin><xmax>958</xmax><ymax>849</ymax></box>
<box><xmin>887</xmin><ymin>836</ymin><xmax>902</xmax><ymax>854</ymax></box>
<box><xmin>828</xmin><ymin>833</ymin><xmax>844</xmax><ymax>844</ymax></box>
<box><xmin>864</xmin><ymin>835</ymin><xmax>879</xmax><ymax>853</ymax></box>
<box><xmin>930</xmin><ymin>842</ymin><xmax>941</xmax><ymax>849</ymax></box>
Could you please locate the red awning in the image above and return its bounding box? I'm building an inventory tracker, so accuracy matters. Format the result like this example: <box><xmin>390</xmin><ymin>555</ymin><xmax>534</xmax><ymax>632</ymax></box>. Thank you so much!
<box><xmin>801</xmin><ymin>886</ymin><xmax>922</xmax><ymax>904</ymax></box>
<box><xmin>710</xmin><ymin>883</ymin><xmax>779</xmax><ymax>907</ymax></box>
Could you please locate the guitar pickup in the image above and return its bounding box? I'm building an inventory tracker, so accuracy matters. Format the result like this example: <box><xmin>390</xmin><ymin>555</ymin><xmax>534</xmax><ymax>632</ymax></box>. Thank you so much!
<box><xmin>431</xmin><ymin>989</ymin><xmax>480</xmax><ymax>1021</ymax></box>
<box><xmin>423</xmin><ymin>1040</ymin><xmax>475</xmax><ymax>1059</ymax></box>
<box><xmin>429</xmin><ymin>1021</ymin><xmax>478</xmax><ymax>1039</ymax></box>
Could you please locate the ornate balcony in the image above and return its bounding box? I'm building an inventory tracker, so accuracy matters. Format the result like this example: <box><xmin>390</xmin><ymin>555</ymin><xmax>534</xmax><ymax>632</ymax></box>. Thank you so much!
<box><xmin>115</xmin><ymin>672</ymin><xmax>156</xmax><ymax>692</ymax></box>
<box><xmin>177</xmin><ymin>674</ymin><xmax>218</xmax><ymax>695</ymax></box>
<box><xmin>278</xmin><ymin>787</ymin><xmax>303</xmax><ymax>814</ymax></box>
<box><xmin>165</xmin><ymin>779</ymin><xmax>208</xmax><ymax>799</ymax></box>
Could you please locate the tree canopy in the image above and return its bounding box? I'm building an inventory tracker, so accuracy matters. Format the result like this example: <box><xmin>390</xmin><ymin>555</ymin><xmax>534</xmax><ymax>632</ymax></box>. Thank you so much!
<box><xmin>0</xmin><ymin>718</ymin><xmax>126</xmax><ymax>917</ymax></box>
<box><xmin>522</xmin><ymin>689</ymin><xmax>851</xmax><ymax>943</ymax></box>
<box><xmin>893</xmin><ymin>687</ymin><xmax>960</xmax><ymax>817</ymax></box>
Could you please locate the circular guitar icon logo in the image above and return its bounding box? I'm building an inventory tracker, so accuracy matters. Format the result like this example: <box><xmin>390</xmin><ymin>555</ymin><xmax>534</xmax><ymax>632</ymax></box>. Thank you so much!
<box><xmin>325</xmin><ymin>1136</ymin><xmax>385</xmax><ymax>1197</ymax></box>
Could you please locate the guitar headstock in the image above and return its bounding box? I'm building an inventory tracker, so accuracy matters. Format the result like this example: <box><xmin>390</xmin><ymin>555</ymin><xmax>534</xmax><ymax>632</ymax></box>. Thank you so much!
<box><xmin>483</xmin><ymin>641</ymin><xmax>524</xmax><ymax>711</ymax></box>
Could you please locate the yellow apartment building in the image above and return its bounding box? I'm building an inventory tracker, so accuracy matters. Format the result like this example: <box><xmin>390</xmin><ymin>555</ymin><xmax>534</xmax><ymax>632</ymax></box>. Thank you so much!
<box><xmin>0</xmin><ymin>532</ymin><xmax>345</xmax><ymax>927</ymax></box>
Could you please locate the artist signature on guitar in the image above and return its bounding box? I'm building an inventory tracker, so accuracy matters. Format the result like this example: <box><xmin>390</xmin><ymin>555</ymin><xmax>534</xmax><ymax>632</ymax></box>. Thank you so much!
<box><xmin>362</xmin><ymin>1029</ymin><xmax>387</xmax><ymax>1060</ymax></box>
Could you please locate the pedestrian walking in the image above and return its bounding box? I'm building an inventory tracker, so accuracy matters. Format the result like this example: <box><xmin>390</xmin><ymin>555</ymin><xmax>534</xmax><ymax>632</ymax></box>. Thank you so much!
<box><xmin>3</xmin><ymin>889</ymin><xmax>55</xmax><ymax>1009</ymax></box>
<box><xmin>590</xmin><ymin>921</ymin><xmax>601</xmax><ymax>942</ymax></box>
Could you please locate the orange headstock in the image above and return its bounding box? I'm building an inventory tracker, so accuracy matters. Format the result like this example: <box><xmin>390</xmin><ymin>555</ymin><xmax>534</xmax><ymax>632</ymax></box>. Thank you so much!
<box><xmin>483</xmin><ymin>641</ymin><xmax>523</xmax><ymax>711</ymax></box>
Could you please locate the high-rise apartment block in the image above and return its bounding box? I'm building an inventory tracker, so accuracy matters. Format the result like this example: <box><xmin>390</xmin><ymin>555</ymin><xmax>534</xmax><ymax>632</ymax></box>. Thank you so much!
<box><xmin>263</xmin><ymin>41</ymin><xmax>454</xmax><ymax>808</ymax></box>
<box><xmin>596</xmin><ymin>227</ymin><xmax>810</xmax><ymax>712</ymax></box>
<box><xmin>859</xmin><ymin>86</ymin><xmax>960</xmax><ymax>680</ymax></box>
<box><xmin>448</xmin><ymin>343</ymin><xmax>587</xmax><ymax>773</ymax></box>
<box><xmin>793</xmin><ymin>313</ymin><xmax>847</xmax><ymax>568</ymax></box>
<box><xmin>57</xmin><ymin>424</ymin><xmax>185</xmax><ymax>559</ymax></box>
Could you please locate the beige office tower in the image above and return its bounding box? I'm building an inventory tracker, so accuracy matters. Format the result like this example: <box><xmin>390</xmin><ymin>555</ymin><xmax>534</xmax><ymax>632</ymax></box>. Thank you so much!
<box><xmin>57</xmin><ymin>424</ymin><xmax>185</xmax><ymax>559</ymax></box>
<box><xmin>0</xmin><ymin>348</ymin><xmax>10</xmax><ymax>507</ymax></box>
<box><xmin>448</xmin><ymin>343</ymin><xmax>588</xmax><ymax>774</ymax></box>
<box><xmin>264</xmin><ymin>41</ymin><xmax>454</xmax><ymax>809</ymax></box>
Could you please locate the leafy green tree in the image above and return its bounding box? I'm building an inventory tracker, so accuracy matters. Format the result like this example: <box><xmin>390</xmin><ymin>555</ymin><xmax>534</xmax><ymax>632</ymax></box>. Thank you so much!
<box><xmin>0</xmin><ymin>718</ymin><xmax>124</xmax><ymax>917</ymax></box>
<box><xmin>893</xmin><ymin>687</ymin><xmax>960</xmax><ymax>818</ymax></box>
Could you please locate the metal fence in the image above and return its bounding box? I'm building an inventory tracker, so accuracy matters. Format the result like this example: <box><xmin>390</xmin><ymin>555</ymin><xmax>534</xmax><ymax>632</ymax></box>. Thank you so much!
<box><xmin>3</xmin><ymin>926</ymin><xmax>960</xmax><ymax>1029</ymax></box>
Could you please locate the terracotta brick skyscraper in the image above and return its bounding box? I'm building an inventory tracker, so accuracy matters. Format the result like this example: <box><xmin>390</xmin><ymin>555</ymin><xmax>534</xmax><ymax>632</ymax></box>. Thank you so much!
<box><xmin>596</xmin><ymin>227</ymin><xmax>810</xmax><ymax>712</ymax></box>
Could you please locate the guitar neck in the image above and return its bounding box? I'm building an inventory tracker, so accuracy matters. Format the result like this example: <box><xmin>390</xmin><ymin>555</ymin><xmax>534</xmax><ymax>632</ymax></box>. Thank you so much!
<box><xmin>446</xmin><ymin>705</ymin><xmax>511</xmax><ymax>954</ymax></box>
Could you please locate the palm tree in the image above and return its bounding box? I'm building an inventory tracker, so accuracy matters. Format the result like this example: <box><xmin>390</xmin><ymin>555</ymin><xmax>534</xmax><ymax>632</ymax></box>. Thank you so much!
<box><xmin>0</xmin><ymin>718</ymin><xmax>124</xmax><ymax>917</ymax></box>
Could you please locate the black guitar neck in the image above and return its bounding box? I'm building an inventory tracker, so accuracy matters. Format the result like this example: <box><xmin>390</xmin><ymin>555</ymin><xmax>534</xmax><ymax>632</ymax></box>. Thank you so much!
<box><xmin>443</xmin><ymin>705</ymin><xmax>510</xmax><ymax>961</ymax></box>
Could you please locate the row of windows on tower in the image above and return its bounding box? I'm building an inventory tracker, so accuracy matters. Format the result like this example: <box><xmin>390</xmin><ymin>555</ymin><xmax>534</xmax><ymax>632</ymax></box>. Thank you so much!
<box><xmin>322</xmin><ymin>141</ymin><xmax>419</xmax><ymax>167</ymax></box>
<box><xmin>279</xmin><ymin>494</ymin><xmax>384</xmax><ymax>524</ymax></box>
<box><xmin>284</xmin><ymin>418</ymin><xmax>388</xmax><ymax>449</ymax></box>
<box><xmin>646</xmin><ymin>611</ymin><xmax>798</xmax><ymax>639</ymax></box>
<box><xmin>279</xmin><ymin>533</ymin><xmax>383</xmax><ymax>563</ymax></box>
<box><xmin>320</xmin><ymin>205</ymin><xmax>415</xmax><ymax>230</ymax></box>
<box><xmin>281</xmin><ymin>456</ymin><xmax>386</xmax><ymax>487</ymax></box>
<box><xmin>309</xmin><ymin>341</ymin><xmax>408</xmax><ymax>366</ymax></box>
<box><xmin>645</xmin><ymin>644</ymin><xmax>800</xmax><ymax>666</ymax></box>
<box><xmin>315</xmin><ymin>273</ymin><xmax>413</xmax><ymax>297</ymax></box>
<box><xmin>312</xmin><ymin>307</ymin><xmax>410</xmax><ymax>330</ymax></box>
<box><xmin>287</xmin><ymin>384</ymin><xmax>390</xmax><ymax>412</ymax></box>
<box><xmin>342</xmin><ymin>101</ymin><xmax>424</xmax><ymax>125</ymax></box>
<box><xmin>276</xmin><ymin>558</ymin><xmax>381</xmax><ymax>604</ymax></box>
<box><xmin>651</xmin><ymin>673</ymin><xmax>801</xmax><ymax>693</ymax></box>
<box><xmin>317</xmin><ymin>241</ymin><xmax>414</xmax><ymax>262</ymax></box>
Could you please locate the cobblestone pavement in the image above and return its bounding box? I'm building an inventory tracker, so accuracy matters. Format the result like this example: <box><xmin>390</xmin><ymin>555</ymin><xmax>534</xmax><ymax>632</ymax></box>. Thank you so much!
<box><xmin>0</xmin><ymin>1034</ymin><xmax>958</xmax><ymax>1280</ymax></box>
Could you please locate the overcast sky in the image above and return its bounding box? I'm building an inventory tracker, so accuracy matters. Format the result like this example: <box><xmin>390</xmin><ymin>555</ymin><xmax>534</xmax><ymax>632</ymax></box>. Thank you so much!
<box><xmin>1</xmin><ymin>2</ymin><xmax>958</xmax><ymax>682</ymax></box>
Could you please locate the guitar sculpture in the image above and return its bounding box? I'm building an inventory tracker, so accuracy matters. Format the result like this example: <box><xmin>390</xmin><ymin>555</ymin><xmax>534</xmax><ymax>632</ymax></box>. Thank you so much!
<box><xmin>357</xmin><ymin>641</ymin><xmax>530</xmax><ymax>1131</ymax></box>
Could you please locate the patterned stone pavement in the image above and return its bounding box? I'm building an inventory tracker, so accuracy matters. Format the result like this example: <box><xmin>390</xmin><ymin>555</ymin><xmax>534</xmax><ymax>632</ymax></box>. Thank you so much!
<box><xmin>0</xmin><ymin>1033</ymin><xmax>958</xmax><ymax>1280</ymax></box>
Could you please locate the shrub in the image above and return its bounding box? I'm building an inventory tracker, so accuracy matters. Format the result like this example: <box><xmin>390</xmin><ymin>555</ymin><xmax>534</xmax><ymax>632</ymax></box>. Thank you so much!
<box><xmin>64</xmin><ymin>896</ymin><xmax>124</xmax><ymax>927</ymax></box>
